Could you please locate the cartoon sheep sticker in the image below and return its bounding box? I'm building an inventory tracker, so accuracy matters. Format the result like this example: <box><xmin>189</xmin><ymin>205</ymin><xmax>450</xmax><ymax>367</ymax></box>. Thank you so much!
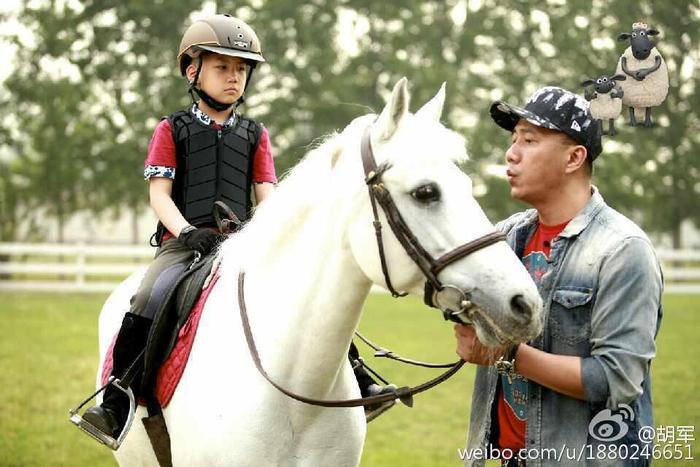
<box><xmin>615</xmin><ymin>21</ymin><xmax>669</xmax><ymax>127</ymax></box>
<box><xmin>581</xmin><ymin>74</ymin><xmax>626</xmax><ymax>136</ymax></box>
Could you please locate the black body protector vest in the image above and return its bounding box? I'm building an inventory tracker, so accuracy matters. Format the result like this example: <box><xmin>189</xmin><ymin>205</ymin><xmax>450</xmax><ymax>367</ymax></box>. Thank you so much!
<box><xmin>152</xmin><ymin>110</ymin><xmax>262</xmax><ymax>246</ymax></box>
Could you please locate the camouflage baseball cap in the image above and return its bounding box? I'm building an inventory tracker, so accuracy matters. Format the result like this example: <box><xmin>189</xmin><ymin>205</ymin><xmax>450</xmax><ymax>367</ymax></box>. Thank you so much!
<box><xmin>490</xmin><ymin>86</ymin><xmax>602</xmax><ymax>160</ymax></box>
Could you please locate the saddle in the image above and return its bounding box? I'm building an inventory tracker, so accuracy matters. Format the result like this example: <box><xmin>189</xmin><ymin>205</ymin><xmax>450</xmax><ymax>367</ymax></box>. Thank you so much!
<box><xmin>141</xmin><ymin>253</ymin><xmax>217</xmax><ymax>404</ymax></box>
<box><xmin>142</xmin><ymin>200</ymin><xmax>241</xmax><ymax>403</ymax></box>
<box><xmin>100</xmin><ymin>253</ymin><xmax>218</xmax><ymax>405</ymax></box>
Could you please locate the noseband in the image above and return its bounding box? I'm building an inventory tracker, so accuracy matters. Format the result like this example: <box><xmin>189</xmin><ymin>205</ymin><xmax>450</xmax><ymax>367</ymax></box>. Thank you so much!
<box><xmin>360</xmin><ymin>125</ymin><xmax>506</xmax><ymax>322</ymax></box>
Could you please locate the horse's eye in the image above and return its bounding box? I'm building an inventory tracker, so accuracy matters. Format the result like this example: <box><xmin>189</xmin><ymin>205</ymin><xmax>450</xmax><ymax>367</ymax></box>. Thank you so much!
<box><xmin>411</xmin><ymin>183</ymin><xmax>441</xmax><ymax>203</ymax></box>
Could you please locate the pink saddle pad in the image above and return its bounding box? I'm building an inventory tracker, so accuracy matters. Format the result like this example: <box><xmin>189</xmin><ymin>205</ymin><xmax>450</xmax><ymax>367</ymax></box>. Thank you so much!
<box><xmin>101</xmin><ymin>272</ymin><xmax>220</xmax><ymax>408</ymax></box>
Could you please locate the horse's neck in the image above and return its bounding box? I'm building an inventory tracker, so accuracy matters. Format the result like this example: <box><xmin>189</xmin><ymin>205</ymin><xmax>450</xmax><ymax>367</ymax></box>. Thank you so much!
<box><xmin>224</xmin><ymin>192</ymin><xmax>371</xmax><ymax>398</ymax></box>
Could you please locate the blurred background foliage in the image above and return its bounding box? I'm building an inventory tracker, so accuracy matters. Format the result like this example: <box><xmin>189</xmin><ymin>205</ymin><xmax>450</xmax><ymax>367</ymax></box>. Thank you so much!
<box><xmin>0</xmin><ymin>0</ymin><xmax>697</xmax><ymax>245</ymax></box>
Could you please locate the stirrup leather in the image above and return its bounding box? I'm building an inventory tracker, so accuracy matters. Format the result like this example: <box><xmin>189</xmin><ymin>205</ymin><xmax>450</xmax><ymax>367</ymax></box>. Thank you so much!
<box><xmin>69</xmin><ymin>376</ymin><xmax>136</xmax><ymax>450</ymax></box>
<box><xmin>365</xmin><ymin>399</ymin><xmax>396</xmax><ymax>423</ymax></box>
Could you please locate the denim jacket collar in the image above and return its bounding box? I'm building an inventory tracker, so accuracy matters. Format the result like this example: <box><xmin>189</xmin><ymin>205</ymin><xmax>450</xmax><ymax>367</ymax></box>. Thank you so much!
<box><xmin>559</xmin><ymin>186</ymin><xmax>605</xmax><ymax>239</ymax></box>
<box><xmin>510</xmin><ymin>185</ymin><xmax>605</xmax><ymax>241</ymax></box>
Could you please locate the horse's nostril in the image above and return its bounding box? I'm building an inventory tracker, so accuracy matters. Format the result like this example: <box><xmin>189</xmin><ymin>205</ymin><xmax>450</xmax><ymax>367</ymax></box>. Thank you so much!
<box><xmin>511</xmin><ymin>294</ymin><xmax>532</xmax><ymax>320</ymax></box>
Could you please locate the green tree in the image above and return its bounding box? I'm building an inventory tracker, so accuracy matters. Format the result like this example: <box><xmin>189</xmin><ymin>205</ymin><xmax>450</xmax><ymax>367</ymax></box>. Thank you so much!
<box><xmin>2</xmin><ymin>0</ymin><xmax>698</xmax><ymax>246</ymax></box>
<box><xmin>3</xmin><ymin>0</ymin><xmax>200</xmax><ymax>242</ymax></box>
<box><xmin>457</xmin><ymin>0</ymin><xmax>699</xmax><ymax>246</ymax></box>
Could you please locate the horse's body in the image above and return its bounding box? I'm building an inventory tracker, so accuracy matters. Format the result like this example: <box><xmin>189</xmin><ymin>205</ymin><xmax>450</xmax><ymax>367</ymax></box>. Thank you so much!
<box><xmin>96</xmin><ymin>79</ymin><xmax>542</xmax><ymax>466</ymax></box>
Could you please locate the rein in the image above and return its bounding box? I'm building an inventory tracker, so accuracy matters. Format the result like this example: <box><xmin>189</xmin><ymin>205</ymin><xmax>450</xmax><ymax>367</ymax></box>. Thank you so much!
<box><xmin>354</xmin><ymin>331</ymin><xmax>455</xmax><ymax>369</ymax></box>
<box><xmin>237</xmin><ymin>271</ymin><xmax>465</xmax><ymax>409</ymax></box>
<box><xmin>359</xmin><ymin>125</ymin><xmax>506</xmax><ymax>319</ymax></box>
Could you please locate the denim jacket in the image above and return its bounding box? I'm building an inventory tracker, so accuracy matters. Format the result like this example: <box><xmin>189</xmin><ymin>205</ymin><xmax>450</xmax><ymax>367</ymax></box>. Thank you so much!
<box><xmin>464</xmin><ymin>187</ymin><xmax>663</xmax><ymax>467</ymax></box>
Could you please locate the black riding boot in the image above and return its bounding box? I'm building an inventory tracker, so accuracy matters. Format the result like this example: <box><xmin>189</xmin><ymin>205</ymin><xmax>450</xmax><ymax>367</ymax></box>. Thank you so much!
<box><xmin>348</xmin><ymin>341</ymin><xmax>397</xmax><ymax>422</ymax></box>
<box><xmin>82</xmin><ymin>312</ymin><xmax>152</xmax><ymax>439</ymax></box>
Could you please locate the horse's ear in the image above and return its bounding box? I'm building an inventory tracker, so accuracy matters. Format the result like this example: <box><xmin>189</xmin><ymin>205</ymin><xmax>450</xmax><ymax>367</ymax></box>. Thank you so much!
<box><xmin>375</xmin><ymin>77</ymin><xmax>409</xmax><ymax>141</ymax></box>
<box><xmin>415</xmin><ymin>82</ymin><xmax>446</xmax><ymax>122</ymax></box>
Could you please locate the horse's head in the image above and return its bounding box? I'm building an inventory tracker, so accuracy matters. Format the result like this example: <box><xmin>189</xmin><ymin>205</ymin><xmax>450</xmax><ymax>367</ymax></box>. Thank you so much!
<box><xmin>346</xmin><ymin>78</ymin><xmax>542</xmax><ymax>346</ymax></box>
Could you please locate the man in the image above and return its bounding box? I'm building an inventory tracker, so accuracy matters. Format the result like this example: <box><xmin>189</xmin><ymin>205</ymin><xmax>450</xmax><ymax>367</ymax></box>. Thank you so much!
<box><xmin>455</xmin><ymin>86</ymin><xmax>662</xmax><ymax>467</ymax></box>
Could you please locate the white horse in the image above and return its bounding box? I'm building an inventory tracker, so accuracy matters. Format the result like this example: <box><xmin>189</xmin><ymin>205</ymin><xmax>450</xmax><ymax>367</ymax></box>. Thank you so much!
<box><xmin>96</xmin><ymin>78</ymin><xmax>542</xmax><ymax>467</ymax></box>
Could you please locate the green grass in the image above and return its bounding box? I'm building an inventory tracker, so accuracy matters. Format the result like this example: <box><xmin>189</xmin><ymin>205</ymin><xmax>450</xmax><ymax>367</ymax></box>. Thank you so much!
<box><xmin>0</xmin><ymin>292</ymin><xmax>697</xmax><ymax>466</ymax></box>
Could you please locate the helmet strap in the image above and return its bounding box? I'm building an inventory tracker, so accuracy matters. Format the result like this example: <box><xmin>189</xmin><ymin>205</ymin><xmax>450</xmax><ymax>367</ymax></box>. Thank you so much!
<box><xmin>187</xmin><ymin>58</ymin><xmax>236</xmax><ymax>113</ymax></box>
<box><xmin>186</xmin><ymin>58</ymin><xmax>259</xmax><ymax>112</ymax></box>
<box><xmin>192</xmin><ymin>87</ymin><xmax>236</xmax><ymax>112</ymax></box>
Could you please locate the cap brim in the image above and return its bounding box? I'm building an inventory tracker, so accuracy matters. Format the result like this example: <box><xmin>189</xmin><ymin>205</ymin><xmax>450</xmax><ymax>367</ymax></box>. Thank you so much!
<box><xmin>489</xmin><ymin>101</ymin><xmax>561</xmax><ymax>133</ymax></box>
<box><xmin>195</xmin><ymin>44</ymin><xmax>265</xmax><ymax>63</ymax></box>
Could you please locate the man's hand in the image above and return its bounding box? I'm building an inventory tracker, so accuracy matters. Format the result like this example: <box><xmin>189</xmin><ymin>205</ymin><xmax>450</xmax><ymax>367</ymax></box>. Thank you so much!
<box><xmin>454</xmin><ymin>324</ymin><xmax>506</xmax><ymax>366</ymax></box>
<box><xmin>178</xmin><ymin>225</ymin><xmax>220</xmax><ymax>255</ymax></box>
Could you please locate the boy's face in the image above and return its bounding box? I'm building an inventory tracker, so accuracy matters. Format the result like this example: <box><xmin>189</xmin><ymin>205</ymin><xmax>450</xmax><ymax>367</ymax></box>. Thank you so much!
<box><xmin>187</xmin><ymin>53</ymin><xmax>249</xmax><ymax>106</ymax></box>
<box><xmin>504</xmin><ymin>120</ymin><xmax>578</xmax><ymax>206</ymax></box>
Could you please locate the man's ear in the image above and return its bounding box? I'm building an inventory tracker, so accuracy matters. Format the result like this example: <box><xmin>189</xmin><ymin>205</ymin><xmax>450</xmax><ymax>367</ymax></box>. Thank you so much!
<box><xmin>566</xmin><ymin>145</ymin><xmax>589</xmax><ymax>174</ymax></box>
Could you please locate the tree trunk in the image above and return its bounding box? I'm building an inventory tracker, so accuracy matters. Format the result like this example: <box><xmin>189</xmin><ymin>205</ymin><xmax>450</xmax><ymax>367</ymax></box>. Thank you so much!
<box><xmin>131</xmin><ymin>203</ymin><xmax>140</xmax><ymax>245</ymax></box>
<box><xmin>57</xmin><ymin>195</ymin><xmax>65</xmax><ymax>244</ymax></box>
<box><xmin>672</xmin><ymin>222</ymin><xmax>682</xmax><ymax>250</ymax></box>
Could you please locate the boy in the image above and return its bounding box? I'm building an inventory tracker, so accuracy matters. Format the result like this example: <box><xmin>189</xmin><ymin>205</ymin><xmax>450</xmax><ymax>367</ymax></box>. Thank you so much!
<box><xmin>80</xmin><ymin>14</ymin><xmax>276</xmax><ymax>442</ymax></box>
<box><xmin>79</xmin><ymin>14</ymin><xmax>391</xmax><ymax>445</ymax></box>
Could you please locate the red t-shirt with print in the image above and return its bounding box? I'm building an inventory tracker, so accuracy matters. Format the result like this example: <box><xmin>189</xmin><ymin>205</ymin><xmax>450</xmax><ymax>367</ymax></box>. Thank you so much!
<box><xmin>497</xmin><ymin>220</ymin><xmax>569</xmax><ymax>455</ymax></box>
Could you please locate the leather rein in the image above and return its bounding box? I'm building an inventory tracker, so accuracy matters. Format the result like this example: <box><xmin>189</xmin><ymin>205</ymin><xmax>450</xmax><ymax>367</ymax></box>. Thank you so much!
<box><xmin>359</xmin><ymin>124</ymin><xmax>505</xmax><ymax>321</ymax></box>
<box><xmin>237</xmin><ymin>272</ymin><xmax>464</xmax><ymax>409</ymax></box>
<box><xmin>235</xmin><ymin>124</ymin><xmax>505</xmax><ymax>409</ymax></box>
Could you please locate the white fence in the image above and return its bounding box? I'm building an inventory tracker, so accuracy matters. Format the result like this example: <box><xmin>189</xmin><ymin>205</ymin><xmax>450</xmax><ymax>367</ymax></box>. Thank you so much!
<box><xmin>0</xmin><ymin>242</ymin><xmax>155</xmax><ymax>293</ymax></box>
<box><xmin>0</xmin><ymin>242</ymin><xmax>699</xmax><ymax>294</ymax></box>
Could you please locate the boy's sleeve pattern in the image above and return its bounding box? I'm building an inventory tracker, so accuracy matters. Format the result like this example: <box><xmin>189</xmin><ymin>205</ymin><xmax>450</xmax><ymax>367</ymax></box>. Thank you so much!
<box><xmin>252</xmin><ymin>126</ymin><xmax>278</xmax><ymax>184</ymax></box>
<box><xmin>144</xmin><ymin>165</ymin><xmax>175</xmax><ymax>180</ymax></box>
<box><xmin>144</xmin><ymin>119</ymin><xmax>177</xmax><ymax>180</ymax></box>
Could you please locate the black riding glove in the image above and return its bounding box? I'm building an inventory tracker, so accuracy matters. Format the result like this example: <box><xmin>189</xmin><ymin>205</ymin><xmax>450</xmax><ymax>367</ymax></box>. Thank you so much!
<box><xmin>178</xmin><ymin>225</ymin><xmax>220</xmax><ymax>255</ymax></box>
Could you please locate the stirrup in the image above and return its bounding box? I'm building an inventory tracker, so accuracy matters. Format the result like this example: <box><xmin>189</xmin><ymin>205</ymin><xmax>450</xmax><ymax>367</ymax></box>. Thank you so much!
<box><xmin>69</xmin><ymin>376</ymin><xmax>136</xmax><ymax>450</ymax></box>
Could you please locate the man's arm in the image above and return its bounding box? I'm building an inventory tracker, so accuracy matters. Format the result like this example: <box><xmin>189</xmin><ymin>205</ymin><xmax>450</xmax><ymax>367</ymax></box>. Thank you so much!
<box><xmin>454</xmin><ymin>324</ymin><xmax>585</xmax><ymax>400</ymax></box>
<box><xmin>581</xmin><ymin>237</ymin><xmax>661</xmax><ymax>406</ymax></box>
<box><xmin>455</xmin><ymin>237</ymin><xmax>661</xmax><ymax>406</ymax></box>
<box><xmin>513</xmin><ymin>344</ymin><xmax>584</xmax><ymax>399</ymax></box>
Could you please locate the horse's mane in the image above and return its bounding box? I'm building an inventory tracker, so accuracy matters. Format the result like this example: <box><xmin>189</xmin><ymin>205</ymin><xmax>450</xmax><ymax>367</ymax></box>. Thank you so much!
<box><xmin>218</xmin><ymin>112</ymin><xmax>468</xmax><ymax>270</ymax></box>
<box><xmin>219</xmin><ymin>115</ymin><xmax>373</xmax><ymax>267</ymax></box>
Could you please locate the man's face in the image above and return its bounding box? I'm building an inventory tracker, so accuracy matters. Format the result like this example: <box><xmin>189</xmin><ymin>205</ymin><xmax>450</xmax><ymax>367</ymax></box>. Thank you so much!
<box><xmin>505</xmin><ymin>120</ymin><xmax>574</xmax><ymax>205</ymax></box>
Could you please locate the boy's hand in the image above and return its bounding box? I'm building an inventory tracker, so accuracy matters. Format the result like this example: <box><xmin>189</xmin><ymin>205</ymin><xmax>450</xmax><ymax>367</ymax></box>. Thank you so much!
<box><xmin>178</xmin><ymin>225</ymin><xmax>220</xmax><ymax>255</ymax></box>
